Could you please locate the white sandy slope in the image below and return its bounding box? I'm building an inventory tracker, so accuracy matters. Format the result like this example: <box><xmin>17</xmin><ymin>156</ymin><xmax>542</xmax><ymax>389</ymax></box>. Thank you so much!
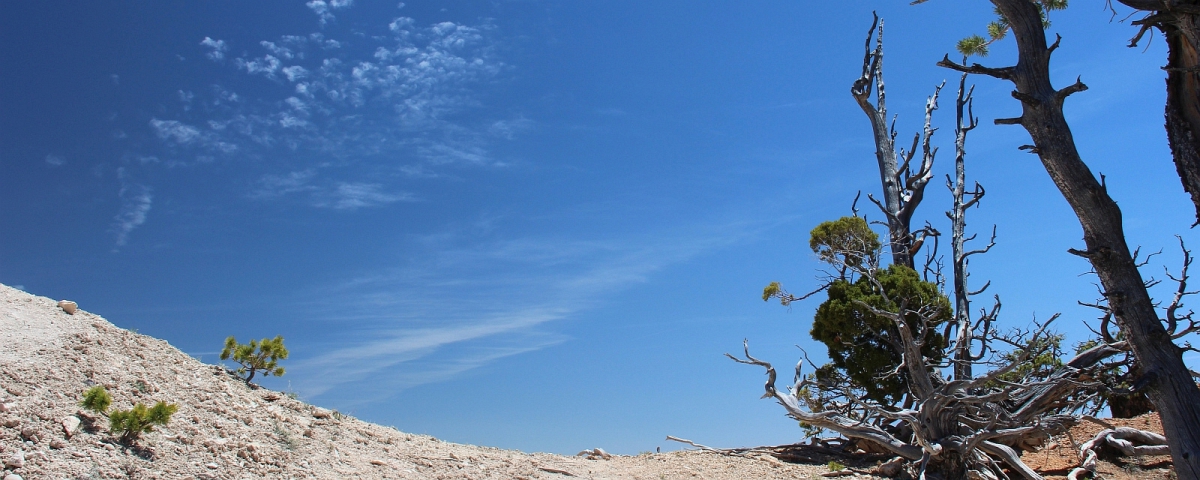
<box><xmin>0</xmin><ymin>284</ymin><xmax>832</xmax><ymax>479</ymax></box>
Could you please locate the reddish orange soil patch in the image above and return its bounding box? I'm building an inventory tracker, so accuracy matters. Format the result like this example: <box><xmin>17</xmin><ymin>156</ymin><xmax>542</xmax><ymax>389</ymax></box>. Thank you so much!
<box><xmin>1020</xmin><ymin>413</ymin><xmax>1173</xmax><ymax>480</ymax></box>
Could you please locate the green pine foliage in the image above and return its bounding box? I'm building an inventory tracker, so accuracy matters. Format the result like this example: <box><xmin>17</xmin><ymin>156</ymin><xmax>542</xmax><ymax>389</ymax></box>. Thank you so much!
<box><xmin>957</xmin><ymin>35</ymin><xmax>991</xmax><ymax>58</ymax></box>
<box><xmin>79</xmin><ymin>386</ymin><xmax>177</xmax><ymax>444</ymax></box>
<box><xmin>810</xmin><ymin>265</ymin><xmax>951</xmax><ymax>405</ymax></box>
<box><xmin>808</xmin><ymin>216</ymin><xmax>881</xmax><ymax>270</ymax></box>
<box><xmin>109</xmin><ymin>401</ymin><xmax>178</xmax><ymax>443</ymax></box>
<box><xmin>995</xmin><ymin>333</ymin><xmax>1065</xmax><ymax>385</ymax></box>
<box><xmin>80</xmin><ymin>385</ymin><xmax>113</xmax><ymax>414</ymax></box>
<box><xmin>954</xmin><ymin>1</ymin><xmax>1067</xmax><ymax>59</ymax></box>
<box><xmin>221</xmin><ymin>335</ymin><xmax>289</xmax><ymax>383</ymax></box>
<box><xmin>763</xmin><ymin>216</ymin><xmax>949</xmax><ymax>405</ymax></box>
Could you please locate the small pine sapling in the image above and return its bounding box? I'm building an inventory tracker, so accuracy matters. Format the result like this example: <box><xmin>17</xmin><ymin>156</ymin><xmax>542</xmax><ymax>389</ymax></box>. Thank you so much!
<box><xmin>80</xmin><ymin>386</ymin><xmax>113</xmax><ymax>415</ymax></box>
<box><xmin>221</xmin><ymin>335</ymin><xmax>288</xmax><ymax>383</ymax></box>
<box><xmin>108</xmin><ymin>402</ymin><xmax>178</xmax><ymax>444</ymax></box>
<box><xmin>80</xmin><ymin>386</ymin><xmax>177</xmax><ymax>444</ymax></box>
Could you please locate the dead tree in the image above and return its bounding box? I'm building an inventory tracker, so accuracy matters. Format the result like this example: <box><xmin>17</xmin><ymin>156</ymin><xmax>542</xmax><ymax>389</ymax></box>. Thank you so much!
<box><xmin>1117</xmin><ymin>0</ymin><xmax>1200</xmax><ymax>225</ymax></box>
<box><xmin>852</xmin><ymin>14</ymin><xmax>940</xmax><ymax>270</ymax></box>
<box><xmin>939</xmin><ymin>0</ymin><xmax>1200</xmax><ymax>476</ymax></box>
<box><xmin>733</xmin><ymin>286</ymin><xmax>1117</xmax><ymax>479</ymax></box>
<box><xmin>743</xmin><ymin>21</ymin><xmax>1200</xmax><ymax>475</ymax></box>
<box><xmin>945</xmin><ymin>73</ymin><xmax>996</xmax><ymax>383</ymax></box>
<box><xmin>742</xmin><ymin>67</ymin><xmax>1120</xmax><ymax>479</ymax></box>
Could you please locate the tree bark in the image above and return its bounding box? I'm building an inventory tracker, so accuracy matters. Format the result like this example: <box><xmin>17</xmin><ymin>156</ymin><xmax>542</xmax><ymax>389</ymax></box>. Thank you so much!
<box><xmin>1116</xmin><ymin>0</ymin><xmax>1200</xmax><ymax>224</ymax></box>
<box><xmin>949</xmin><ymin>1</ymin><xmax>1200</xmax><ymax>476</ymax></box>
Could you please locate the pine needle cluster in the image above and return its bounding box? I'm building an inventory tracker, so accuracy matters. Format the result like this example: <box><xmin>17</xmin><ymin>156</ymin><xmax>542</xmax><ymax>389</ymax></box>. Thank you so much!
<box><xmin>954</xmin><ymin>0</ymin><xmax>1068</xmax><ymax>58</ymax></box>
<box><xmin>79</xmin><ymin>386</ymin><xmax>177</xmax><ymax>444</ymax></box>
<box><xmin>221</xmin><ymin>335</ymin><xmax>288</xmax><ymax>383</ymax></box>
<box><xmin>109</xmin><ymin>402</ymin><xmax>178</xmax><ymax>443</ymax></box>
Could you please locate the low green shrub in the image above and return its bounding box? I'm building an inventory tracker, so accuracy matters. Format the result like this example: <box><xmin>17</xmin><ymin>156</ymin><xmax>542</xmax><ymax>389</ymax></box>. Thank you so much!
<box><xmin>80</xmin><ymin>385</ymin><xmax>112</xmax><ymax>414</ymax></box>
<box><xmin>79</xmin><ymin>385</ymin><xmax>177</xmax><ymax>444</ymax></box>
<box><xmin>109</xmin><ymin>402</ymin><xmax>178</xmax><ymax>443</ymax></box>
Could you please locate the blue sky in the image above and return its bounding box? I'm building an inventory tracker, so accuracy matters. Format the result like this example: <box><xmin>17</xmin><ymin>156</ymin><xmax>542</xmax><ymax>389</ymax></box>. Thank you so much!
<box><xmin>2</xmin><ymin>1</ymin><xmax>1196</xmax><ymax>455</ymax></box>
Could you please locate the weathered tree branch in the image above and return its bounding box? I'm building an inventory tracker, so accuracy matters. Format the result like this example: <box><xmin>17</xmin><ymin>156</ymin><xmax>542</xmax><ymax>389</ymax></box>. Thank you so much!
<box><xmin>852</xmin><ymin>17</ymin><xmax>945</xmax><ymax>270</ymax></box>
<box><xmin>951</xmin><ymin>2</ymin><xmax>1200</xmax><ymax>474</ymax></box>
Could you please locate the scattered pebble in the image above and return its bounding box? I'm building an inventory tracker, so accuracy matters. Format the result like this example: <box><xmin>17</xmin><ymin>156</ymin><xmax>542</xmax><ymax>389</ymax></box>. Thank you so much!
<box><xmin>4</xmin><ymin>450</ymin><xmax>23</xmax><ymax>469</ymax></box>
<box><xmin>61</xmin><ymin>416</ymin><xmax>80</xmax><ymax>438</ymax></box>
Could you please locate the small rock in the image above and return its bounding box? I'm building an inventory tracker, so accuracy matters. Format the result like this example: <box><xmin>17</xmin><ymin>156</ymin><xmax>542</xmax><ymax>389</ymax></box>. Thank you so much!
<box><xmin>312</xmin><ymin>408</ymin><xmax>332</xmax><ymax>419</ymax></box>
<box><xmin>205</xmin><ymin>463</ymin><xmax>219</xmax><ymax>469</ymax></box>
<box><xmin>48</xmin><ymin>439</ymin><xmax>66</xmax><ymax>449</ymax></box>
<box><xmin>0</xmin><ymin>402</ymin><xmax>14</xmax><ymax>412</ymax></box>
<box><xmin>61</xmin><ymin>416</ymin><xmax>80</xmax><ymax>438</ymax></box>
<box><xmin>18</xmin><ymin>427</ymin><xmax>38</xmax><ymax>442</ymax></box>
<box><xmin>4</xmin><ymin>473</ymin><xmax>23</xmax><ymax>480</ymax></box>
<box><xmin>1</xmin><ymin>419</ymin><xmax>17</xmax><ymax>428</ymax></box>
<box><xmin>873</xmin><ymin>457</ymin><xmax>905</xmax><ymax>477</ymax></box>
<box><xmin>754</xmin><ymin>453</ymin><xmax>783</xmax><ymax>467</ymax></box>
<box><xmin>369</xmin><ymin>459</ymin><xmax>386</xmax><ymax>466</ymax></box>
<box><xmin>4</xmin><ymin>450</ymin><xmax>23</xmax><ymax>469</ymax></box>
<box><xmin>57</xmin><ymin>300</ymin><xmax>78</xmax><ymax>315</ymax></box>
<box><xmin>576</xmin><ymin>447</ymin><xmax>612</xmax><ymax>460</ymax></box>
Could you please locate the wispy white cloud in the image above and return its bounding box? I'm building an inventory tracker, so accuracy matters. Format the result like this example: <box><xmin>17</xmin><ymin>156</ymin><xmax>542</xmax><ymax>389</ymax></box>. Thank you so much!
<box><xmin>237</xmin><ymin>55</ymin><xmax>282</xmax><ymax>78</ymax></box>
<box><xmin>282</xmin><ymin>65</ymin><xmax>309</xmax><ymax>82</ymax></box>
<box><xmin>251</xmin><ymin>172</ymin><xmax>413</xmax><ymax>209</ymax></box>
<box><xmin>290</xmin><ymin>220</ymin><xmax>760</xmax><ymax>401</ymax></box>
<box><xmin>45</xmin><ymin>154</ymin><xmax>65</xmax><ymax>167</ymax></box>
<box><xmin>323</xmin><ymin>182</ymin><xmax>414</xmax><ymax>209</ymax></box>
<box><xmin>111</xmin><ymin>168</ymin><xmax>153</xmax><ymax>247</ymax></box>
<box><xmin>200</xmin><ymin>37</ymin><xmax>228</xmax><ymax>61</ymax></box>
<box><xmin>111</xmin><ymin>9</ymin><xmax>517</xmax><ymax>249</ymax></box>
<box><xmin>306</xmin><ymin>0</ymin><xmax>354</xmax><ymax>25</ymax></box>
<box><xmin>177</xmin><ymin>90</ymin><xmax>194</xmax><ymax>111</ymax></box>
<box><xmin>488</xmin><ymin>116</ymin><xmax>533</xmax><ymax>140</ymax></box>
<box><xmin>251</xmin><ymin>169</ymin><xmax>319</xmax><ymax>199</ymax></box>
<box><xmin>149</xmin><ymin>118</ymin><xmax>237</xmax><ymax>155</ymax></box>
<box><xmin>142</xmin><ymin>15</ymin><xmax>513</xmax><ymax>206</ymax></box>
<box><xmin>150</xmin><ymin>119</ymin><xmax>201</xmax><ymax>144</ymax></box>
<box><xmin>419</xmin><ymin>139</ymin><xmax>489</xmax><ymax>165</ymax></box>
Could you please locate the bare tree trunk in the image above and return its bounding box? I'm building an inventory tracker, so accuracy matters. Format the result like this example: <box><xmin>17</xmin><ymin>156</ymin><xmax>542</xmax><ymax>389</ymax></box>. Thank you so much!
<box><xmin>943</xmin><ymin>1</ymin><xmax>1200</xmax><ymax>476</ymax></box>
<box><xmin>1117</xmin><ymin>0</ymin><xmax>1200</xmax><ymax>225</ymax></box>
<box><xmin>947</xmin><ymin>74</ymin><xmax>992</xmax><ymax>382</ymax></box>
<box><xmin>852</xmin><ymin>16</ymin><xmax>938</xmax><ymax>270</ymax></box>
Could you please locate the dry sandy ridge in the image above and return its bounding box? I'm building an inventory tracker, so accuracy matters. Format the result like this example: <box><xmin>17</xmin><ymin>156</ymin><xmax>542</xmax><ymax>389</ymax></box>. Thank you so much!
<box><xmin>0</xmin><ymin>284</ymin><xmax>838</xmax><ymax>479</ymax></box>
